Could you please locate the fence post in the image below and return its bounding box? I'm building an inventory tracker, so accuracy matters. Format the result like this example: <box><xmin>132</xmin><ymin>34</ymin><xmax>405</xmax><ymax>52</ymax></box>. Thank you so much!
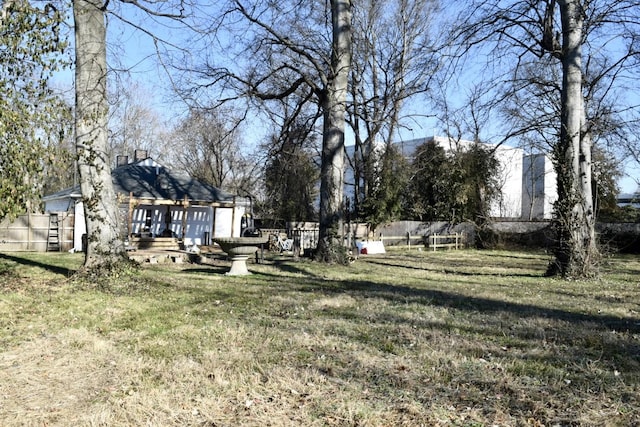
<box><xmin>27</xmin><ymin>211</ymin><xmax>31</xmax><ymax>251</ymax></box>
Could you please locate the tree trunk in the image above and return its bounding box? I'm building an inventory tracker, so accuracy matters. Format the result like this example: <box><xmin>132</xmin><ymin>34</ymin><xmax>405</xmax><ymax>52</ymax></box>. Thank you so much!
<box><xmin>315</xmin><ymin>0</ymin><xmax>352</xmax><ymax>263</ymax></box>
<box><xmin>549</xmin><ymin>0</ymin><xmax>599</xmax><ymax>278</ymax></box>
<box><xmin>74</xmin><ymin>0</ymin><xmax>126</xmax><ymax>267</ymax></box>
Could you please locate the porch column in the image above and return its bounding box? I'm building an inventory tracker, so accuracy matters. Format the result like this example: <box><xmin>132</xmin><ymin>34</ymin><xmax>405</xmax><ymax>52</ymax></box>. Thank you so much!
<box><xmin>231</xmin><ymin>197</ymin><xmax>236</xmax><ymax>237</ymax></box>
<box><xmin>181</xmin><ymin>196</ymin><xmax>189</xmax><ymax>241</ymax></box>
<box><xmin>127</xmin><ymin>192</ymin><xmax>134</xmax><ymax>239</ymax></box>
<box><xmin>211</xmin><ymin>205</ymin><xmax>217</xmax><ymax>241</ymax></box>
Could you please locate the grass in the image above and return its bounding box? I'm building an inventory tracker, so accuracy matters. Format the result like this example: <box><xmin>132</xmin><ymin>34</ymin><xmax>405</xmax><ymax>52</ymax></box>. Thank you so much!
<box><xmin>0</xmin><ymin>249</ymin><xmax>639</xmax><ymax>426</ymax></box>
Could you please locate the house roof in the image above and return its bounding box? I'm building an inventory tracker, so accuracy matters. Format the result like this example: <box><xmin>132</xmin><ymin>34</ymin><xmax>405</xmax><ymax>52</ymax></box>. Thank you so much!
<box><xmin>42</xmin><ymin>186</ymin><xmax>83</xmax><ymax>202</ymax></box>
<box><xmin>113</xmin><ymin>160</ymin><xmax>237</xmax><ymax>203</ymax></box>
<box><xmin>617</xmin><ymin>192</ymin><xmax>640</xmax><ymax>208</ymax></box>
<box><xmin>44</xmin><ymin>158</ymin><xmax>240</xmax><ymax>205</ymax></box>
<box><xmin>618</xmin><ymin>192</ymin><xmax>636</xmax><ymax>200</ymax></box>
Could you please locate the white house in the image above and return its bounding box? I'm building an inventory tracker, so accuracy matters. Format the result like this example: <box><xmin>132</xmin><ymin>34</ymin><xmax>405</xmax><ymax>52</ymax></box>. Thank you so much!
<box><xmin>43</xmin><ymin>157</ymin><xmax>250</xmax><ymax>252</ymax></box>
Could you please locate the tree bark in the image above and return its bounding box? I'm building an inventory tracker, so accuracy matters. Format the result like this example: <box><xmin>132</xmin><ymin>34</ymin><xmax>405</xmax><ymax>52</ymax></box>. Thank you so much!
<box><xmin>315</xmin><ymin>0</ymin><xmax>352</xmax><ymax>263</ymax></box>
<box><xmin>74</xmin><ymin>0</ymin><xmax>126</xmax><ymax>267</ymax></box>
<box><xmin>550</xmin><ymin>0</ymin><xmax>599</xmax><ymax>278</ymax></box>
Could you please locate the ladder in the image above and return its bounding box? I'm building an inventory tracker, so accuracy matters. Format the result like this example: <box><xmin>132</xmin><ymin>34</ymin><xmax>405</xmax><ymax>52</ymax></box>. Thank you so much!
<box><xmin>47</xmin><ymin>213</ymin><xmax>61</xmax><ymax>252</ymax></box>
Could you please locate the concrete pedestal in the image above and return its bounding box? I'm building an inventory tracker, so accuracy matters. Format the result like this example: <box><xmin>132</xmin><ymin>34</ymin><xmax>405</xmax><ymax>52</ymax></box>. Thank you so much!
<box><xmin>214</xmin><ymin>237</ymin><xmax>268</xmax><ymax>276</ymax></box>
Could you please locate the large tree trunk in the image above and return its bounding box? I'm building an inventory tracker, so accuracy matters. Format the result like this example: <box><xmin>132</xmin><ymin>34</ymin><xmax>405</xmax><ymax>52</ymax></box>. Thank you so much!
<box><xmin>550</xmin><ymin>0</ymin><xmax>599</xmax><ymax>278</ymax></box>
<box><xmin>74</xmin><ymin>0</ymin><xmax>126</xmax><ymax>267</ymax></box>
<box><xmin>315</xmin><ymin>0</ymin><xmax>352</xmax><ymax>263</ymax></box>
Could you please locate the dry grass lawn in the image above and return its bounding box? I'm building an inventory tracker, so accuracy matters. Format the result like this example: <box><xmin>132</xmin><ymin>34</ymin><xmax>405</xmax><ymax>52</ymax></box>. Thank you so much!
<box><xmin>0</xmin><ymin>249</ymin><xmax>639</xmax><ymax>426</ymax></box>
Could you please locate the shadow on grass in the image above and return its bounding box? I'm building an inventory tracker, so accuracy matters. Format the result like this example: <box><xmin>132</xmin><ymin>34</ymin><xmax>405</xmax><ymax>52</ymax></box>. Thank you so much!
<box><xmin>164</xmin><ymin>254</ymin><xmax>640</xmax><ymax>340</ymax></box>
<box><xmin>182</xmin><ymin>265</ymin><xmax>231</xmax><ymax>275</ymax></box>
<box><xmin>130</xmin><ymin>253</ymin><xmax>640</xmax><ymax>423</ymax></box>
<box><xmin>96</xmin><ymin>251</ymin><xmax>640</xmax><ymax>390</ymax></box>
<box><xmin>256</xmin><ymin>264</ymin><xmax>640</xmax><ymax>388</ymax></box>
<box><xmin>265</xmin><ymin>266</ymin><xmax>640</xmax><ymax>334</ymax></box>
<box><xmin>0</xmin><ymin>252</ymin><xmax>77</xmax><ymax>277</ymax></box>
<box><xmin>142</xmin><ymin>254</ymin><xmax>640</xmax><ymax>375</ymax></box>
<box><xmin>364</xmin><ymin>256</ymin><xmax>546</xmax><ymax>278</ymax></box>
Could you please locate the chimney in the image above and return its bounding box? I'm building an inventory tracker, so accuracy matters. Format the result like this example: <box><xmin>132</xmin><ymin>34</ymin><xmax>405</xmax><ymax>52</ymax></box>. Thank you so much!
<box><xmin>116</xmin><ymin>155</ymin><xmax>129</xmax><ymax>167</ymax></box>
<box><xmin>134</xmin><ymin>149</ymin><xmax>148</xmax><ymax>162</ymax></box>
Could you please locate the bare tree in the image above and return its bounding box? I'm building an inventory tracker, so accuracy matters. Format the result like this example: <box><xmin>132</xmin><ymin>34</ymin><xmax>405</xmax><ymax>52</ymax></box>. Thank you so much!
<box><xmin>257</xmin><ymin>94</ymin><xmax>321</xmax><ymax>224</ymax></box>
<box><xmin>316</xmin><ymin>0</ymin><xmax>352</xmax><ymax>262</ymax></box>
<box><xmin>108</xmin><ymin>79</ymin><xmax>171</xmax><ymax>166</ymax></box>
<box><xmin>172</xmin><ymin>0</ymin><xmax>352</xmax><ymax>262</ymax></box>
<box><xmin>263</xmin><ymin>123</ymin><xmax>320</xmax><ymax>224</ymax></box>
<box><xmin>171</xmin><ymin>107</ymin><xmax>259</xmax><ymax>197</ymax></box>
<box><xmin>623</xmin><ymin>114</ymin><xmax>640</xmax><ymax>186</ymax></box>
<box><xmin>347</xmin><ymin>0</ymin><xmax>438</xmax><ymax>220</ymax></box>
<box><xmin>74</xmin><ymin>0</ymin><xmax>127</xmax><ymax>266</ymax></box>
<box><xmin>71</xmin><ymin>0</ymin><xmax>193</xmax><ymax>269</ymax></box>
<box><xmin>452</xmin><ymin>0</ymin><xmax>640</xmax><ymax>278</ymax></box>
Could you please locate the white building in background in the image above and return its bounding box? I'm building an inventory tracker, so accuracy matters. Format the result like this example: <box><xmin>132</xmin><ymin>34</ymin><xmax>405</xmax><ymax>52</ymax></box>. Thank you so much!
<box><xmin>346</xmin><ymin>136</ymin><xmax>533</xmax><ymax>219</ymax></box>
<box><xmin>522</xmin><ymin>154</ymin><xmax>558</xmax><ymax>220</ymax></box>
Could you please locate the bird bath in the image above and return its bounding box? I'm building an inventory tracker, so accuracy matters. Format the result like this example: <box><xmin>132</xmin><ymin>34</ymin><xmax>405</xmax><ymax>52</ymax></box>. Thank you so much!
<box><xmin>214</xmin><ymin>236</ymin><xmax>268</xmax><ymax>275</ymax></box>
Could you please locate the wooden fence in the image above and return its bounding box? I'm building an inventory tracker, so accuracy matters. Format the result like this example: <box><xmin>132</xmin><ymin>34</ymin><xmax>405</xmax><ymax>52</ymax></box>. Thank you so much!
<box><xmin>428</xmin><ymin>233</ymin><xmax>465</xmax><ymax>251</ymax></box>
<box><xmin>0</xmin><ymin>213</ymin><xmax>75</xmax><ymax>252</ymax></box>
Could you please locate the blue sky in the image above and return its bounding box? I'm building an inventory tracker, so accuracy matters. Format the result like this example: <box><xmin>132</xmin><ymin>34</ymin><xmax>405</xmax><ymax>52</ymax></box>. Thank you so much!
<box><xmin>53</xmin><ymin>3</ymin><xmax>640</xmax><ymax>194</ymax></box>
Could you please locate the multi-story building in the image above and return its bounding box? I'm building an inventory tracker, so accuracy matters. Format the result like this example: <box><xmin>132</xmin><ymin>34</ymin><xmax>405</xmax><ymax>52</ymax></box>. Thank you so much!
<box><xmin>345</xmin><ymin>135</ymin><xmax>557</xmax><ymax>220</ymax></box>
<box><xmin>521</xmin><ymin>153</ymin><xmax>557</xmax><ymax>220</ymax></box>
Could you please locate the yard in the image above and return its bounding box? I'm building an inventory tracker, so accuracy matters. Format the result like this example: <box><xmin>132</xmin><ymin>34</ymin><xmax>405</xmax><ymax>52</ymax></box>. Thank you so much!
<box><xmin>0</xmin><ymin>249</ymin><xmax>639</xmax><ymax>426</ymax></box>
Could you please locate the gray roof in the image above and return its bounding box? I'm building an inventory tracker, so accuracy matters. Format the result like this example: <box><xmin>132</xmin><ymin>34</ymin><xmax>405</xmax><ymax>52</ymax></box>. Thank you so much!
<box><xmin>112</xmin><ymin>162</ymin><xmax>236</xmax><ymax>203</ymax></box>
<box><xmin>42</xmin><ymin>186</ymin><xmax>82</xmax><ymax>202</ymax></box>
<box><xmin>618</xmin><ymin>193</ymin><xmax>640</xmax><ymax>203</ymax></box>
<box><xmin>44</xmin><ymin>160</ymin><xmax>237</xmax><ymax>204</ymax></box>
